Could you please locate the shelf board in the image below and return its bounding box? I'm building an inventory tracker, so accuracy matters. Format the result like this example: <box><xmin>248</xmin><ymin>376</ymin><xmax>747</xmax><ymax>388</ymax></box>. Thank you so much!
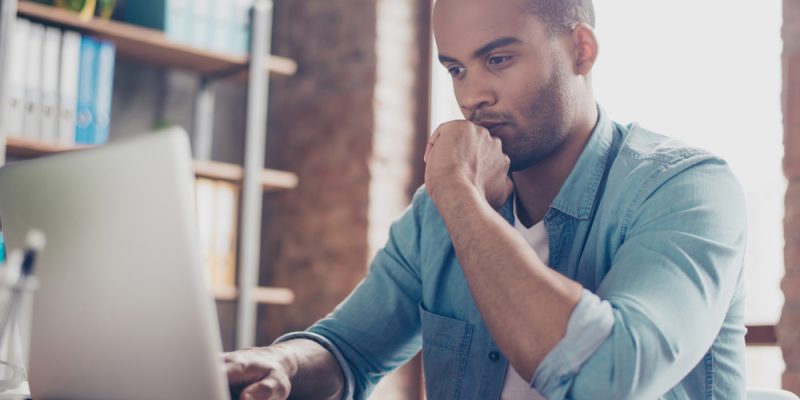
<box><xmin>17</xmin><ymin>1</ymin><xmax>297</xmax><ymax>78</ymax></box>
<box><xmin>193</xmin><ymin>160</ymin><xmax>298</xmax><ymax>192</ymax></box>
<box><xmin>5</xmin><ymin>136</ymin><xmax>87</xmax><ymax>157</ymax></box>
<box><xmin>5</xmin><ymin>137</ymin><xmax>298</xmax><ymax>191</ymax></box>
<box><xmin>213</xmin><ymin>285</ymin><xmax>295</xmax><ymax>305</ymax></box>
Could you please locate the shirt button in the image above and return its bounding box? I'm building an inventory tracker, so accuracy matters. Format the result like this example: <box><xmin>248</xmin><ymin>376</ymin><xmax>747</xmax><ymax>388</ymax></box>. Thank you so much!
<box><xmin>488</xmin><ymin>351</ymin><xmax>500</xmax><ymax>362</ymax></box>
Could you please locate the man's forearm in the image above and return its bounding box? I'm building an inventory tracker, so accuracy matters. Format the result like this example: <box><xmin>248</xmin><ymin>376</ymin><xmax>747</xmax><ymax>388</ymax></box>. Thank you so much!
<box><xmin>433</xmin><ymin>181</ymin><xmax>583</xmax><ymax>381</ymax></box>
<box><xmin>273</xmin><ymin>339</ymin><xmax>345</xmax><ymax>400</ymax></box>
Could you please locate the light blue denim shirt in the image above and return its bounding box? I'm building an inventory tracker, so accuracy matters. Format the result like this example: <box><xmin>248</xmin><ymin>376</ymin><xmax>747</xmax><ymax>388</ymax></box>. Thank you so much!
<box><xmin>278</xmin><ymin>108</ymin><xmax>747</xmax><ymax>399</ymax></box>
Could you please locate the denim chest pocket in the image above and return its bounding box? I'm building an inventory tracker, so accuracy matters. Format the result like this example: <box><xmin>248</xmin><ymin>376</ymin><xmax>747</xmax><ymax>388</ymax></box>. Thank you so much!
<box><xmin>419</xmin><ymin>304</ymin><xmax>474</xmax><ymax>400</ymax></box>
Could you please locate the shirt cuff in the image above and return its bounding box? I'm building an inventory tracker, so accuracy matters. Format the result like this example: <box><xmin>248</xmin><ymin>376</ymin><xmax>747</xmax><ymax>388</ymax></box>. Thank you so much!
<box><xmin>532</xmin><ymin>289</ymin><xmax>615</xmax><ymax>398</ymax></box>
<box><xmin>274</xmin><ymin>331</ymin><xmax>355</xmax><ymax>400</ymax></box>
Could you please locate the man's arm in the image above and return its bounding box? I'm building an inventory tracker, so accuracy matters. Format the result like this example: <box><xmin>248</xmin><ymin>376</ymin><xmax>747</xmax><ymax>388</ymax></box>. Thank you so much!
<box><xmin>224</xmin><ymin>187</ymin><xmax>428</xmax><ymax>399</ymax></box>
<box><xmin>224</xmin><ymin>339</ymin><xmax>344</xmax><ymax>400</ymax></box>
<box><xmin>424</xmin><ymin>121</ymin><xmax>746</xmax><ymax>398</ymax></box>
<box><xmin>424</xmin><ymin>120</ymin><xmax>583</xmax><ymax>380</ymax></box>
<box><xmin>433</xmin><ymin>179</ymin><xmax>583</xmax><ymax>381</ymax></box>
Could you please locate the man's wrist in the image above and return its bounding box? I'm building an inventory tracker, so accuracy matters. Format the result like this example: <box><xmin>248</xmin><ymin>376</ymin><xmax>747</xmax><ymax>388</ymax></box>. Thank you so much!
<box><xmin>270</xmin><ymin>341</ymin><xmax>301</xmax><ymax>378</ymax></box>
<box><xmin>430</xmin><ymin>179</ymin><xmax>492</xmax><ymax>230</ymax></box>
<box><xmin>272</xmin><ymin>338</ymin><xmax>345</xmax><ymax>400</ymax></box>
<box><xmin>429</xmin><ymin>175</ymin><xmax>478</xmax><ymax>207</ymax></box>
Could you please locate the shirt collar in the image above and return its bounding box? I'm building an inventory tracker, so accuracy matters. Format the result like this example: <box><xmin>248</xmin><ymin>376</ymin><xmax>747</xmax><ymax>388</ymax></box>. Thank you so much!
<box><xmin>499</xmin><ymin>105</ymin><xmax>614</xmax><ymax>223</ymax></box>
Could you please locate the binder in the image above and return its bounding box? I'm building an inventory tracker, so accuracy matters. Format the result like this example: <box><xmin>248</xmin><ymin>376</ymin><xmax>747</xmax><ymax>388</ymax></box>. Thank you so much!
<box><xmin>93</xmin><ymin>40</ymin><xmax>115</xmax><ymax>145</ymax></box>
<box><xmin>1</xmin><ymin>18</ymin><xmax>29</xmax><ymax>139</ymax></box>
<box><xmin>22</xmin><ymin>23</ymin><xmax>44</xmax><ymax>141</ymax></box>
<box><xmin>75</xmin><ymin>36</ymin><xmax>99</xmax><ymax>145</ymax></box>
<box><xmin>167</xmin><ymin>0</ymin><xmax>192</xmax><ymax>45</ymax></box>
<box><xmin>190</xmin><ymin>0</ymin><xmax>211</xmax><ymax>50</ymax></box>
<box><xmin>58</xmin><ymin>31</ymin><xmax>81</xmax><ymax>147</ymax></box>
<box><xmin>211</xmin><ymin>0</ymin><xmax>233</xmax><ymax>54</ymax></box>
<box><xmin>40</xmin><ymin>27</ymin><xmax>62</xmax><ymax>143</ymax></box>
<box><xmin>123</xmin><ymin>0</ymin><xmax>192</xmax><ymax>45</ymax></box>
<box><xmin>232</xmin><ymin>0</ymin><xmax>254</xmax><ymax>56</ymax></box>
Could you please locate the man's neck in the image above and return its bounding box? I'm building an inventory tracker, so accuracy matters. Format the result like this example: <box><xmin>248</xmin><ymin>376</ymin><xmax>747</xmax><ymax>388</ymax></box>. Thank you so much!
<box><xmin>512</xmin><ymin>105</ymin><xmax>599</xmax><ymax>228</ymax></box>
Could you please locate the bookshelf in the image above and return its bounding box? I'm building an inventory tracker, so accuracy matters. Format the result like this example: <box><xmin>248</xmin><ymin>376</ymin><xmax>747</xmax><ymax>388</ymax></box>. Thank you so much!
<box><xmin>0</xmin><ymin>0</ymin><xmax>294</xmax><ymax>348</ymax></box>
<box><xmin>16</xmin><ymin>1</ymin><xmax>297</xmax><ymax>79</ymax></box>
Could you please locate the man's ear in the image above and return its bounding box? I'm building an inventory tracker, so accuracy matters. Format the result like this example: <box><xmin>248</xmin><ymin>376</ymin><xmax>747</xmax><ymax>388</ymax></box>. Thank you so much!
<box><xmin>571</xmin><ymin>23</ymin><xmax>598</xmax><ymax>75</ymax></box>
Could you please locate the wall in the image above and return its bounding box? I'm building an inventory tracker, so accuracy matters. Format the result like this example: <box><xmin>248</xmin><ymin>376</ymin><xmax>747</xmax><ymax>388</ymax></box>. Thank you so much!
<box><xmin>259</xmin><ymin>0</ymin><xmax>429</xmax><ymax>398</ymax></box>
<box><xmin>783</xmin><ymin>0</ymin><xmax>800</xmax><ymax>394</ymax></box>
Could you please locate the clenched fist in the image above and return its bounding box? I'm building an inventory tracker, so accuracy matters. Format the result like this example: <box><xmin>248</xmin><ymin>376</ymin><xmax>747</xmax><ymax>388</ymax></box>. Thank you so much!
<box><xmin>424</xmin><ymin>120</ymin><xmax>514</xmax><ymax>210</ymax></box>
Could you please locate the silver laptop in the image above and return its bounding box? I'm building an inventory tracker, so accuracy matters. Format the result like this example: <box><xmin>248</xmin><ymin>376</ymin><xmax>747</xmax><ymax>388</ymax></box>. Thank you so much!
<box><xmin>0</xmin><ymin>128</ymin><xmax>230</xmax><ymax>400</ymax></box>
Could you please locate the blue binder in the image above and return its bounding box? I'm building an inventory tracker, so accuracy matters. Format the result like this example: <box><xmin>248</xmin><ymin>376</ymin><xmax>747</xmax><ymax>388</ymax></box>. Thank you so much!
<box><xmin>94</xmin><ymin>40</ymin><xmax>116</xmax><ymax>145</ymax></box>
<box><xmin>75</xmin><ymin>36</ymin><xmax>99</xmax><ymax>145</ymax></box>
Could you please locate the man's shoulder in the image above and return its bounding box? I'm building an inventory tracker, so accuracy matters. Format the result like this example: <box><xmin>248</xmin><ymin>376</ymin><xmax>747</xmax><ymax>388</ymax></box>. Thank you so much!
<box><xmin>614</xmin><ymin>123</ymin><xmax>715</xmax><ymax>167</ymax></box>
<box><xmin>609</xmin><ymin>123</ymin><xmax>729</xmax><ymax>181</ymax></box>
<box><xmin>604</xmin><ymin>122</ymin><xmax>740</xmax><ymax>207</ymax></box>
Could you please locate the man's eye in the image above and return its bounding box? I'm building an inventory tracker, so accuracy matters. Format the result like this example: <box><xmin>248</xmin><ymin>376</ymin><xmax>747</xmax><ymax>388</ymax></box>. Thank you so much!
<box><xmin>448</xmin><ymin>66</ymin><xmax>465</xmax><ymax>76</ymax></box>
<box><xmin>488</xmin><ymin>56</ymin><xmax>511</xmax><ymax>66</ymax></box>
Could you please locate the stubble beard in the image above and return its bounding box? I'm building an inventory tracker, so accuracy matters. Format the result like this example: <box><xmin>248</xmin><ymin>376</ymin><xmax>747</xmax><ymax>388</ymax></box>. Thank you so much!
<box><xmin>506</xmin><ymin>61</ymin><xmax>572</xmax><ymax>172</ymax></box>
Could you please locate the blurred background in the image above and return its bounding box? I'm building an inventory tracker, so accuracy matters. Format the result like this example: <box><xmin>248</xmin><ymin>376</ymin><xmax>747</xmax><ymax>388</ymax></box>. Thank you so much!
<box><xmin>0</xmin><ymin>0</ymin><xmax>795</xmax><ymax>398</ymax></box>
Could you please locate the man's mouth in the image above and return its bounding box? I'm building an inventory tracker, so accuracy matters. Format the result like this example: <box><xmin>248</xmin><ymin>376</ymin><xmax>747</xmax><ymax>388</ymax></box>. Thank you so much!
<box><xmin>481</xmin><ymin>122</ymin><xmax>507</xmax><ymax>136</ymax></box>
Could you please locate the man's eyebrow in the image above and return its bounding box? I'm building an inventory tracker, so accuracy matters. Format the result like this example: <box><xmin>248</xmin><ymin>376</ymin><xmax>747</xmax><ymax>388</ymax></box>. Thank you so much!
<box><xmin>473</xmin><ymin>37</ymin><xmax>522</xmax><ymax>58</ymax></box>
<box><xmin>438</xmin><ymin>54</ymin><xmax>459</xmax><ymax>65</ymax></box>
<box><xmin>437</xmin><ymin>36</ymin><xmax>522</xmax><ymax>65</ymax></box>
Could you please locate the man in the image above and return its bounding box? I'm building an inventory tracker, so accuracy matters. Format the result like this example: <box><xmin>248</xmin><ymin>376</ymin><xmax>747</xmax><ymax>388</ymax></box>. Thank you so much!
<box><xmin>224</xmin><ymin>0</ymin><xmax>747</xmax><ymax>398</ymax></box>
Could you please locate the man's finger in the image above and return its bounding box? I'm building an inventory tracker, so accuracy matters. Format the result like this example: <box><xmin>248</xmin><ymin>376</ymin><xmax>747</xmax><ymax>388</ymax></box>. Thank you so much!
<box><xmin>424</xmin><ymin>125</ymin><xmax>448</xmax><ymax>163</ymax></box>
<box><xmin>240</xmin><ymin>375</ymin><xmax>290</xmax><ymax>400</ymax></box>
<box><xmin>224</xmin><ymin>354</ymin><xmax>271</xmax><ymax>387</ymax></box>
<box><xmin>424</xmin><ymin>140</ymin><xmax>432</xmax><ymax>163</ymax></box>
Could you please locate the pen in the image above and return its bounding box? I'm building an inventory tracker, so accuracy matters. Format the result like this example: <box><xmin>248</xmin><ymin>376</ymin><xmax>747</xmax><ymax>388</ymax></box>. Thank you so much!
<box><xmin>20</xmin><ymin>230</ymin><xmax>45</xmax><ymax>277</ymax></box>
<box><xmin>0</xmin><ymin>230</ymin><xmax>46</xmax><ymax>345</ymax></box>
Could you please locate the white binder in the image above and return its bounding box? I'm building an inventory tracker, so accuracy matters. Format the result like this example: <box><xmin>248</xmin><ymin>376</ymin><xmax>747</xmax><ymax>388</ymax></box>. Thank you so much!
<box><xmin>1</xmin><ymin>18</ymin><xmax>29</xmax><ymax>139</ymax></box>
<box><xmin>40</xmin><ymin>27</ymin><xmax>61</xmax><ymax>143</ymax></box>
<box><xmin>22</xmin><ymin>23</ymin><xmax>44</xmax><ymax>141</ymax></box>
<box><xmin>58</xmin><ymin>31</ymin><xmax>81</xmax><ymax>147</ymax></box>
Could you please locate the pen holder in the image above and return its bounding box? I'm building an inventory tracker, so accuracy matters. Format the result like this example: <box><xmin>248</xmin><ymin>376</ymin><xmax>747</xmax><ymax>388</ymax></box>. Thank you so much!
<box><xmin>0</xmin><ymin>277</ymin><xmax>37</xmax><ymax>392</ymax></box>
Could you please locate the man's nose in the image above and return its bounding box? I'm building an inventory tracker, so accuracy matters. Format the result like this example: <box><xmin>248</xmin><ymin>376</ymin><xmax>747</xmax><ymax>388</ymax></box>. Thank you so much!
<box><xmin>458</xmin><ymin>79</ymin><xmax>496</xmax><ymax>115</ymax></box>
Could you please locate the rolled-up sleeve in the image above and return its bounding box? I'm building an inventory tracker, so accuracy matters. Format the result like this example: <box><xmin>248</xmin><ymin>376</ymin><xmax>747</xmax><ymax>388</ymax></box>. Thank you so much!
<box><xmin>532</xmin><ymin>289</ymin><xmax>615</xmax><ymax>397</ymax></box>
<box><xmin>535</xmin><ymin>159</ymin><xmax>747</xmax><ymax>399</ymax></box>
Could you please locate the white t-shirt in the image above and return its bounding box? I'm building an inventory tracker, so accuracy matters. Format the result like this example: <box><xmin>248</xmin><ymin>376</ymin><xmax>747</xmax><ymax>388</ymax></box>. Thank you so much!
<box><xmin>500</xmin><ymin>196</ymin><xmax>547</xmax><ymax>400</ymax></box>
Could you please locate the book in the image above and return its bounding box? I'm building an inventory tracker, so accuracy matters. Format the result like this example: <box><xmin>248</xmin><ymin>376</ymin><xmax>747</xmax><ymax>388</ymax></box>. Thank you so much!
<box><xmin>93</xmin><ymin>40</ymin><xmax>116</xmax><ymax>144</ymax></box>
<box><xmin>40</xmin><ymin>27</ymin><xmax>62</xmax><ymax>143</ymax></box>
<box><xmin>214</xmin><ymin>181</ymin><xmax>239</xmax><ymax>289</ymax></box>
<box><xmin>58</xmin><ymin>31</ymin><xmax>81</xmax><ymax>146</ymax></box>
<box><xmin>1</xmin><ymin>18</ymin><xmax>30</xmax><ymax>139</ymax></box>
<box><xmin>75</xmin><ymin>36</ymin><xmax>99</xmax><ymax>145</ymax></box>
<box><xmin>194</xmin><ymin>178</ymin><xmax>217</xmax><ymax>287</ymax></box>
<box><xmin>22</xmin><ymin>23</ymin><xmax>44</xmax><ymax>141</ymax></box>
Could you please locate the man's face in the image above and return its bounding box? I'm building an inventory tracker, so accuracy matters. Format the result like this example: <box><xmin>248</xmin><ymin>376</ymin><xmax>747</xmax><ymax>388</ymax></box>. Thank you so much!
<box><xmin>432</xmin><ymin>0</ymin><xmax>576</xmax><ymax>171</ymax></box>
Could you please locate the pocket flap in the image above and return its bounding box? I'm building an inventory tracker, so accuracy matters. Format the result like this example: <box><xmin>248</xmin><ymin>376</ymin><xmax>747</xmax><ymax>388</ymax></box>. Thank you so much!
<box><xmin>419</xmin><ymin>303</ymin><xmax>473</xmax><ymax>352</ymax></box>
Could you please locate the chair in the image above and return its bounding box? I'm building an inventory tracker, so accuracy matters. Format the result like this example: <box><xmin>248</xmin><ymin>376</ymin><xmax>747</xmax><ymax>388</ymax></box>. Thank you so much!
<box><xmin>748</xmin><ymin>388</ymin><xmax>800</xmax><ymax>400</ymax></box>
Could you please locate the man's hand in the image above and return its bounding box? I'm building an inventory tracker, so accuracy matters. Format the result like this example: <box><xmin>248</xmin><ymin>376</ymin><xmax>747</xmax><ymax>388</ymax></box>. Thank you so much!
<box><xmin>224</xmin><ymin>346</ymin><xmax>296</xmax><ymax>400</ymax></box>
<box><xmin>424</xmin><ymin>120</ymin><xmax>513</xmax><ymax>209</ymax></box>
<box><xmin>223</xmin><ymin>339</ymin><xmax>345</xmax><ymax>400</ymax></box>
